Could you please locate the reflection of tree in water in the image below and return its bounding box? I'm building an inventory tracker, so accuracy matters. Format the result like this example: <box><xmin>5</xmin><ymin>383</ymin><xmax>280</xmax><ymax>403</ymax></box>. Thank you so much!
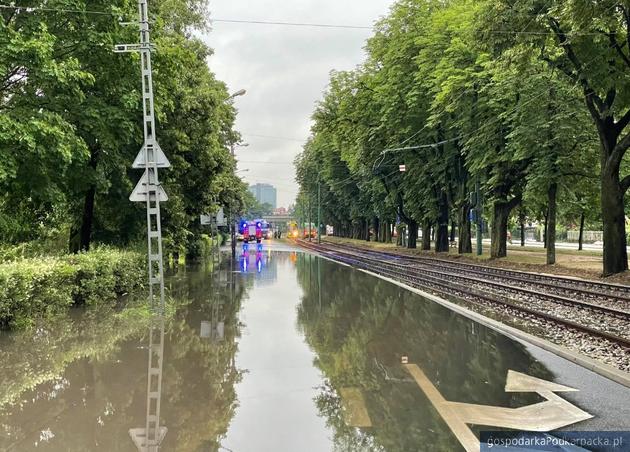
<box><xmin>160</xmin><ymin>257</ymin><xmax>249</xmax><ymax>451</ymax></box>
<box><xmin>296</xmin><ymin>255</ymin><xmax>554</xmax><ymax>451</ymax></box>
<box><xmin>0</xmin><ymin>255</ymin><xmax>249</xmax><ymax>451</ymax></box>
<box><xmin>0</xmin><ymin>304</ymin><xmax>149</xmax><ymax>412</ymax></box>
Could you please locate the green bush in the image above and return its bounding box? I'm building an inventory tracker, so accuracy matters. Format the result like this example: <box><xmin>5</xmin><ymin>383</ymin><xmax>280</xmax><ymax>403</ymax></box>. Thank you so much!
<box><xmin>0</xmin><ymin>248</ymin><xmax>145</xmax><ymax>329</ymax></box>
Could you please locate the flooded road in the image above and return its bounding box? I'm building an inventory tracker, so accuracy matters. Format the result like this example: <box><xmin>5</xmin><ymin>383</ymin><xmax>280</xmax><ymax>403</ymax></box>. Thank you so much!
<box><xmin>0</xmin><ymin>249</ymin><xmax>629</xmax><ymax>451</ymax></box>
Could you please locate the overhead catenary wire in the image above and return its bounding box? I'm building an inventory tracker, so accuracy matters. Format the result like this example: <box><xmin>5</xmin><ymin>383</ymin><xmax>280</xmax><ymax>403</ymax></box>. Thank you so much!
<box><xmin>0</xmin><ymin>4</ymin><xmax>116</xmax><ymax>16</ymax></box>
<box><xmin>242</xmin><ymin>133</ymin><xmax>305</xmax><ymax>142</ymax></box>
<box><xmin>379</xmin><ymin>45</ymin><xmax>615</xmax><ymax>158</ymax></box>
<box><xmin>210</xmin><ymin>18</ymin><xmax>372</xmax><ymax>30</ymax></box>
<box><xmin>0</xmin><ymin>5</ymin><xmax>623</xmax><ymax>36</ymax></box>
<box><xmin>376</xmin><ymin>4</ymin><xmax>553</xmax><ymax>158</ymax></box>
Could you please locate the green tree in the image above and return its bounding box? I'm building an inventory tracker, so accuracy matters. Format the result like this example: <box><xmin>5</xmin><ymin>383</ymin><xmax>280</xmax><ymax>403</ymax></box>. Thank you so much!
<box><xmin>481</xmin><ymin>0</ymin><xmax>630</xmax><ymax>273</ymax></box>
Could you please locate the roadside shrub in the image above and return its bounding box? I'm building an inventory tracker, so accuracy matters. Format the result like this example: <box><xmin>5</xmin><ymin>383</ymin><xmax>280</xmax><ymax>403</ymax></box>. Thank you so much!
<box><xmin>0</xmin><ymin>248</ymin><xmax>145</xmax><ymax>329</ymax></box>
<box><xmin>0</xmin><ymin>258</ymin><xmax>76</xmax><ymax>329</ymax></box>
<box><xmin>69</xmin><ymin>248</ymin><xmax>145</xmax><ymax>306</ymax></box>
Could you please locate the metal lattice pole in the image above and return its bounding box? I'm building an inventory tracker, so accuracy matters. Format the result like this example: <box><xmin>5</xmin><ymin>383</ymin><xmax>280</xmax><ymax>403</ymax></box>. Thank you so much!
<box><xmin>116</xmin><ymin>1</ymin><xmax>169</xmax><ymax>449</ymax></box>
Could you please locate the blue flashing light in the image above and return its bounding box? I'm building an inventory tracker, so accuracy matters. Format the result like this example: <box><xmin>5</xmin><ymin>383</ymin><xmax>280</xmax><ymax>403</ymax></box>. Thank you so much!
<box><xmin>256</xmin><ymin>252</ymin><xmax>263</xmax><ymax>273</ymax></box>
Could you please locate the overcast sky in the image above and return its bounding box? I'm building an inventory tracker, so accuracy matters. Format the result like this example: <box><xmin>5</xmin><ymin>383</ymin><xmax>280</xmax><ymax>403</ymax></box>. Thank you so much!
<box><xmin>202</xmin><ymin>1</ymin><xmax>395</xmax><ymax>208</ymax></box>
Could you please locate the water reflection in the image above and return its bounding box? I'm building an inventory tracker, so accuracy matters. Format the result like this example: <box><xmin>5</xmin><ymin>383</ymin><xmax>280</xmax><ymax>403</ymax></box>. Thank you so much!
<box><xmin>0</xmin><ymin>251</ymin><xmax>597</xmax><ymax>452</ymax></box>
<box><xmin>239</xmin><ymin>247</ymin><xmax>277</xmax><ymax>285</ymax></box>
<box><xmin>295</xmin><ymin>254</ymin><xmax>557</xmax><ymax>451</ymax></box>
<box><xmin>0</xmin><ymin>253</ymin><xmax>248</xmax><ymax>451</ymax></box>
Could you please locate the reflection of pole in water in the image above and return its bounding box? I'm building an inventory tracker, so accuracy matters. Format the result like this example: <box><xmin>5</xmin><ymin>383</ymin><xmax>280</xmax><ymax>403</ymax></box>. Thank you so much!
<box><xmin>308</xmin><ymin>253</ymin><xmax>312</xmax><ymax>290</ymax></box>
<box><xmin>201</xmin><ymin>301</ymin><xmax>225</xmax><ymax>342</ymax></box>
<box><xmin>130</xmin><ymin>316</ymin><xmax>167</xmax><ymax>451</ymax></box>
<box><xmin>318</xmin><ymin>257</ymin><xmax>321</xmax><ymax>311</ymax></box>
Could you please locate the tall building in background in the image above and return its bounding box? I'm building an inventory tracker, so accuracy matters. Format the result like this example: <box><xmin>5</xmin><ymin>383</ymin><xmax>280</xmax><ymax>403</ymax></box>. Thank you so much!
<box><xmin>249</xmin><ymin>183</ymin><xmax>277</xmax><ymax>209</ymax></box>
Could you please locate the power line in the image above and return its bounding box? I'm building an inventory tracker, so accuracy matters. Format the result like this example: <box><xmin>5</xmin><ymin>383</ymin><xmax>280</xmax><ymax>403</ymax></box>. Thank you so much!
<box><xmin>242</xmin><ymin>133</ymin><xmax>305</xmax><ymax>142</ymax></box>
<box><xmin>0</xmin><ymin>4</ymin><xmax>115</xmax><ymax>16</ymax></box>
<box><xmin>1</xmin><ymin>5</ymin><xmax>622</xmax><ymax>37</ymax></box>
<box><xmin>380</xmin><ymin>50</ymin><xmax>609</xmax><ymax>157</ymax></box>
<box><xmin>211</xmin><ymin>18</ymin><xmax>372</xmax><ymax>30</ymax></box>
<box><xmin>386</xmin><ymin>0</ymin><xmax>619</xmax><ymax>154</ymax></box>
<box><xmin>0</xmin><ymin>5</ymin><xmax>372</xmax><ymax>29</ymax></box>
<box><xmin>488</xmin><ymin>29</ymin><xmax>610</xmax><ymax>36</ymax></box>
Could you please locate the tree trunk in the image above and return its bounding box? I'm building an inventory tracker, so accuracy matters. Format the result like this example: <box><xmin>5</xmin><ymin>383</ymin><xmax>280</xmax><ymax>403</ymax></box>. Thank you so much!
<box><xmin>373</xmin><ymin>217</ymin><xmax>380</xmax><ymax>242</ymax></box>
<box><xmin>458</xmin><ymin>203</ymin><xmax>472</xmax><ymax>254</ymax></box>
<box><xmin>79</xmin><ymin>185</ymin><xmax>96</xmax><ymax>251</ymax></box>
<box><xmin>450</xmin><ymin>220</ymin><xmax>456</xmax><ymax>243</ymax></box>
<box><xmin>70</xmin><ymin>145</ymin><xmax>99</xmax><ymax>253</ymax></box>
<box><xmin>546</xmin><ymin>182</ymin><xmax>557</xmax><ymax>265</ymax></box>
<box><xmin>490</xmin><ymin>199</ymin><xmax>519</xmax><ymax>259</ymax></box>
<box><xmin>365</xmin><ymin>218</ymin><xmax>370</xmax><ymax>242</ymax></box>
<box><xmin>520</xmin><ymin>220</ymin><xmax>525</xmax><ymax>247</ymax></box>
<box><xmin>396</xmin><ymin>225</ymin><xmax>403</xmax><ymax>246</ymax></box>
<box><xmin>435</xmin><ymin>193</ymin><xmax>450</xmax><ymax>253</ymax></box>
<box><xmin>407</xmin><ymin>219</ymin><xmax>418</xmax><ymax>249</ymax></box>
<box><xmin>578</xmin><ymin>211</ymin><xmax>585</xmax><ymax>251</ymax></box>
<box><xmin>549</xmin><ymin>26</ymin><xmax>630</xmax><ymax>275</ymax></box>
<box><xmin>543</xmin><ymin>213</ymin><xmax>548</xmax><ymax>249</ymax></box>
<box><xmin>421</xmin><ymin>221</ymin><xmax>431</xmax><ymax>251</ymax></box>
<box><xmin>436</xmin><ymin>220</ymin><xmax>449</xmax><ymax>252</ymax></box>
<box><xmin>601</xmin><ymin>168</ymin><xmax>628</xmax><ymax>275</ymax></box>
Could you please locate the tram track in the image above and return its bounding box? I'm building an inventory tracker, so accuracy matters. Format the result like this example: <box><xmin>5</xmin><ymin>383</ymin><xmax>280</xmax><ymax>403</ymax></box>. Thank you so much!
<box><xmin>296</xmin><ymin>240</ymin><xmax>630</xmax><ymax>358</ymax></box>
<box><xmin>318</xmin><ymin>243</ymin><xmax>630</xmax><ymax>318</ymax></box>
<box><xmin>319</xmin><ymin>242</ymin><xmax>630</xmax><ymax>309</ymax></box>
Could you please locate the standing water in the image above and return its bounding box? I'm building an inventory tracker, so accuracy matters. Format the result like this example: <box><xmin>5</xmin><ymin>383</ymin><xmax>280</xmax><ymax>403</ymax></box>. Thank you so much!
<box><xmin>0</xmin><ymin>250</ymin><xmax>628</xmax><ymax>451</ymax></box>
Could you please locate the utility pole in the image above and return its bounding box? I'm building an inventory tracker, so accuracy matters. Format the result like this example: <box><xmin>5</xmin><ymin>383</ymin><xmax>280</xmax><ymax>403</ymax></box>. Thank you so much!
<box><xmin>308</xmin><ymin>192</ymin><xmax>312</xmax><ymax>242</ymax></box>
<box><xmin>476</xmin><ymin>179</ymin><xmax>483</xmax><ymax>256</ymax></box>
<box><xmin>230</xmin><ymin>144</ymin><xmax>237</xmax><ymax>258</ymax></box>
<box><xmin>116</xmin><ymin>1</ymin><xmax>168</xmax><ymax>449</ymax></box>
<box><xmin>317</xmin><ymin>181</ymin><xmax>321</xmax><ymax>244</ymax></box>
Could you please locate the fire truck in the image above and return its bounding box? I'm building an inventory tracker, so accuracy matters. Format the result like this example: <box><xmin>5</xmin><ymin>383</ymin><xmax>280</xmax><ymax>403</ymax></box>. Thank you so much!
<box><xmin>240</xmin><ymin>220</ymin><xmax>263</xmax><ymax>244</ymax></box>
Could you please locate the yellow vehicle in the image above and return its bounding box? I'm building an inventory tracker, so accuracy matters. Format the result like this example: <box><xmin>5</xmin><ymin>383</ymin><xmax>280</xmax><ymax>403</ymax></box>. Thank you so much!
<box><xmin>288</xmin><ymin>221</ymin><xmax>299</xmax><ymax>239</ymax></box>
<box><xmin>302</xmin><ymin>223</ymin><xmax>317</xmax><ymax>239</ymax></box>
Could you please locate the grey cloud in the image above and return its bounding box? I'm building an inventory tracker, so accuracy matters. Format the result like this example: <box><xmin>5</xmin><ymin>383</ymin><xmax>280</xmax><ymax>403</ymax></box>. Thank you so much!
<box><xmin>203</xmin><ymin>0</ymin><xmax>394</xmax><ymax>207</ymax></box>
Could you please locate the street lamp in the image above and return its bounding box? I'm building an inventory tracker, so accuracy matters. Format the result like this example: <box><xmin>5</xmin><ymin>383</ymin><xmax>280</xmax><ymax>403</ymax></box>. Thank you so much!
<box><xmin>229</xmin><ymin>89</ymin><xmax>247</xmax><ymax>99</ymax></box>
<box><xmin>231</xmin><ymin>142</ymin><xmax>249</xmax><ymax>156</ymax></box>
<box><xmin>228</xmin><ymin>88</ymin><xmax>246</xmax><ymax>257</ymax></box>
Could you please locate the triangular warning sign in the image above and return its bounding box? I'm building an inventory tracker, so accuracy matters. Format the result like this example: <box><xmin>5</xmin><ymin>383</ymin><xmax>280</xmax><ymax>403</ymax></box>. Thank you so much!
<box><xmin>132</xmin><ymin>141</ymin><xmax>171</xmax><ymax>169</ymax></box>
<box><xmin>129</xmin><ymin>169</ymin><xmax>169</xmax><ymax>202</ymax></box>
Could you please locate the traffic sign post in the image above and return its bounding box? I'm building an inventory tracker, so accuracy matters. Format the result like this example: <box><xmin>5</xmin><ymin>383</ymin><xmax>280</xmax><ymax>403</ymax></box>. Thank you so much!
<box><xmin>475</xmin><ymin>180</ymin><xmax>483</xmax><ymax>256</ymax></box>
<box><xmin>116</xmin><ymin>1</ymin><xmax>168</xmax><ymax>449</ymax></box>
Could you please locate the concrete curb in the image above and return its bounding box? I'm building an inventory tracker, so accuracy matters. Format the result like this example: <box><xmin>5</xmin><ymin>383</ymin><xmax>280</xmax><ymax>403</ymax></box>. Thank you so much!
<box><xmin>310</xmin><ymin>250</ymin><xmax>630</xmax><ymax>389</ymax></box>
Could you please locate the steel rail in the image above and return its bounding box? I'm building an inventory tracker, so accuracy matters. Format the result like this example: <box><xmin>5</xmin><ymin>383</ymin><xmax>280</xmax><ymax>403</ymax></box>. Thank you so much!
<box><xmin>313</xmin><ymin>242</ymin><xmax>630</xmax><ymax>319</ymax></box>
<box><xmin>316</xmin><ymin>241</ymin><xmax>630</xmax><ymax>305</ymax></box>
<box><xmin>296</xmin><ymin>240</ymin><xmax>630</xmax><ymax>349</ymax></box>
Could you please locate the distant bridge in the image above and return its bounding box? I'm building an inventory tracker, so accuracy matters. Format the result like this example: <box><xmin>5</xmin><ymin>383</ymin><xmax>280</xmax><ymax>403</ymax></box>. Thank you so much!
<box><xmin>262</xmin><ymin>214</ymin><xmax>295</xmax><ymax>231</ymax></box>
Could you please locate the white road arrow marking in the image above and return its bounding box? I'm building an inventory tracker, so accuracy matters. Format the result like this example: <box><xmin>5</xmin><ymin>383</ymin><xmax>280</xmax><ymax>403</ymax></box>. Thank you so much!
<box><xmin>404</xmin><ymin>364</ymin><xmax>592</xmax><ymax>452</ymax></box>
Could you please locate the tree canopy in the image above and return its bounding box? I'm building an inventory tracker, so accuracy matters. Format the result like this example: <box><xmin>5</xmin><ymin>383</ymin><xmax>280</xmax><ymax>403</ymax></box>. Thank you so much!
<box><xmin>296</xmin><ymin>0</ymin><xmax>620</xmax><ymax>273</ymax></box>
<box><xmin>0</xmin><ymin>0</ymin><xmax>247</xmax><ymax>258</ymax></box>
